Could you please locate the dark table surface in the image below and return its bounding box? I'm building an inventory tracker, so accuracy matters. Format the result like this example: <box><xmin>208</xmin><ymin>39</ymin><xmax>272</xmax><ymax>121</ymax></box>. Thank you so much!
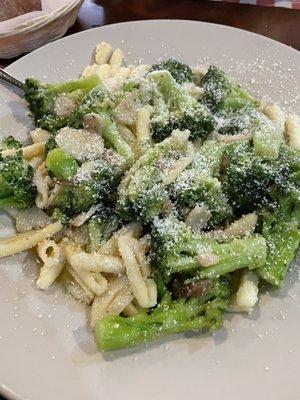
<box><xmin>0</xmin><ymin>0</ymin><xmax>299</xmax><ymax>399</ymax></box>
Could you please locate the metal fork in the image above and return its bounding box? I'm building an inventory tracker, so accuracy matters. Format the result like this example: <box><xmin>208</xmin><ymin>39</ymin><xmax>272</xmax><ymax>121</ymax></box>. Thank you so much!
<box><xmin>0</xmin><ymin>68</ymin><xmax>24</xmax><ymax>91</ymax></box>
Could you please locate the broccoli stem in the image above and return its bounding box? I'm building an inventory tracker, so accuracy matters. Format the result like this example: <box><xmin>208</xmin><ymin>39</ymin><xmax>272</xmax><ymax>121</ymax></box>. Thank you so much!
<box><xmin>94</xmin><ymin>297</ymin><xmax>221</xmax><ymax>351</ymax></box>
<box><xmin>97</xmin><ymin>113</ymin><xmax>134</xmax><ymax>167</ymax></box>
<box><xmin>257</xmin><ymin>220</ymin><xmax>300</xmax><ymax>287</ymax></box>
<box><xmin>46</xmin><ymin>75</ymin><xmax>101</xmax><ymax>94</ymax></box>
<box><xmin>46</xmin><ymin>148</ymin><xmax>78</xmax><ymax>179</ymax></box>
<box><xmin>200</xmin><ymin>235</ymin><xmax>267</xmax><ymax>279</ymax></box>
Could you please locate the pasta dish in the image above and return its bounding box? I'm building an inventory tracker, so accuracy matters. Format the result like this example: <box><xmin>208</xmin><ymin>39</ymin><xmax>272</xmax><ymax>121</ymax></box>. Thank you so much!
<box><xmin>0</xmin><ymin>41</ymin><xmax>299</xmax><ymax>351</ymax></box>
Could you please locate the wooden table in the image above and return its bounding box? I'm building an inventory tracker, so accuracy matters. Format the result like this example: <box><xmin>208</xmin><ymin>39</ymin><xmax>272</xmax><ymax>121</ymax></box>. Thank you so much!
<box><xmin>0</xmin><ymin>1</ymin><xmax>299</xmax><ymax>399</ymax></box>
<box><xmin>0</xmin><ymin>0</ymin><xmax>300</xmax><ymax>68</ymax></box>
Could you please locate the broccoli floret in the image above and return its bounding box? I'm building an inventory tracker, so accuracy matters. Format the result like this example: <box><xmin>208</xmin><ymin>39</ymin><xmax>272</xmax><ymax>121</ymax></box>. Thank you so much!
<box><xmin>24</xmin><ymin>75</ymin><xmax>101</xmax><ymax>132</ymax></box>
<box><xmin>54</xmin><ymin>160</ymin><xmax>118</xmax><ymax>216</ymax></box>
<box><xmin>257</xmin><ymin>196</ymin><xmax>300</xmax><ymax>287</ymax></box>
<box><xmin>224</xmin><ymin>142</ymin><xmax>297</xmax><ymax>215</ymax></box>
<box><xmin>118</xmin><ymin>165</ymin><xmax>168</xmax><ymax>222</ymax></box>
<box><xmin>88</xmin><ymin>208</ymin><xmax>120</xmax><ymax>251</ymax></box>
<box><xmin>151</xmin><ymin>216</ymin><xmax>267</xmax><ymax>283</ymax></box>
<box><xmin>68</xmin><ymin>84</ymin><xmax>109</xmax><ymax>129</ymax></box>
<box><xmin>149</xmin><ymin>70</ymin><xmax>214</xmax><ymax>142</ymax></box>
<box><xmin>170</xmin><ymin>140</ymin><xmax>232</xmax><ymax>228</ymax></box>
<box><xmin>94</xmin><ymin>278</ymin><xmax>231</xmax><ymax>351</ymax></box>
<box><xmin>0</xmin><ymin>151</ymin><xmax>36</xmax><ymax>208</ymax></box>
<box><xmin>201</xmin><ymin>66</ymin><xmax>259</xmax><ymax>112</ymax></box>
<box><xmin>149</xmin><ymin>59</ymin><xmax>195</xmax><ymax>84</ymax></box>
<box><xmin>0</xmin><ymin>136</ymin><xmax>22</xmax><ymax>150</ymax></box>
<box><xmin>117</xmin><ymin>131</ymin><xmax>193</xmax><ymax>222</ymax></box>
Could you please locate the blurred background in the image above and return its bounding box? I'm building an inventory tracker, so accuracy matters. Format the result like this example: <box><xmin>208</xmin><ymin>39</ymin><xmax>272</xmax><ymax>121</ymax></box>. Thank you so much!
<box><xmin>0</xmin><ymin>0</ymin><xmax>299</xmax><ymax>67</ymax></box>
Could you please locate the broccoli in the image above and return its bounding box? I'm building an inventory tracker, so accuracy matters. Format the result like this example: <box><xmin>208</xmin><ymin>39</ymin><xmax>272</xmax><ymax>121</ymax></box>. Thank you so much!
<box><xmin>0</xmin><ymin>136</ymin><xmax>22</xmax><ymax>150</ymax></box>
<box><xmin>224</xmin><ymin>142</ymin><xmax>298</xmax><ymax>215</ymax></box>
<box><xmin>88</xmin><ymin>207</ymin><xmax>120</xmax><ymax>251</ymax></box>
<box><xmin>170</xmin><ymin>140</ymin><xmax>232</xmax><ymax>228</ymax></box>
<box><xmin>0</xmin><ymin>151</ymin><xmax>36</xmax><ymax>208</ymax></box>
<box><xmin>149</xmin><ymin>59</ymin><xmax>195</xmax><ymax>84</ymax></box>
<box><xmin>54</xmin><ymin>159</ymin><xmax>118</xmax><ymax>216</ymax></box>
<box><xmin>117</xmin><ymin>131</ymin><xmax>193</xmax><ymax>222</ymax></box>
<box><xmin>201</xmin><ymin>66</ymin><xmax>259</xmax><ymax>112</ymax></box>
<box><xmin>68</xmin><ymin>84</ymin><xmax>109</xmax><ymax>129</ymax></box>
<box><xmin>257</xmin><ymin>196</ymin><xmax>300</xmax><ymax>287</ymax></box>
<box><xmin>94</xmin><ymin>278</ymin><xmax>231</xmax><ymax>351</ymax></box>
<box><xmin>148</xmin><ymin>70</ymin><xmax>215</xmax><ymax>142</ymax></box>
<box><xmin>46</xmin><ymin>148</ymin><xmax>79</xmax><ymax>180</ymax></box>
<box><xmin>118</xmin><ymin>165</ymin><xmax>168</xmax><ymax>222</ymax></box>
<box><xmin>24</xmin><ymin>75</ymin><xmax>101</xmax><ymax>131</ymax></box>
<box><xmin>150</xmin><ymin>216</ymin><xmax>267</xmax><ymax>283</ymax></box>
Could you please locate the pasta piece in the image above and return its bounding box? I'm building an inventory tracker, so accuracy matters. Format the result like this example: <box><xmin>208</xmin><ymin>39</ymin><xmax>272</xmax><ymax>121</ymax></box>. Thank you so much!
<box><xmin>27</xmin><ymin>154</ymin><xmax>45</xmax><ymax>169</ymax></box>
<box><xmin>30</xmin><ymin>128</ymin><xmax>50</xmax><ymax>143</ymax></box>
<box><xmin>263</xmin><ymin>103</ymin><xmax>285</xmax><ymax>133</ymax></box>
<box><xmin>162</xmin><ymin>154</ymin><xmax>194</xmax><ymax>185</ymax></box>
<box><xmin>34</xmin><ymin>163</ymin><xmax>52</xmax><ymax>209</ymax></box>
<box><xmin>129</xmin><ymin>64</ymin><xmax>150</xmax><ymax>81</ymax></box>
<box><xmin>82</xmin><ymin>63</ymin><xmax>111</xmax><ymax>80</ymax></box>
<box><xmin>122</xmin><ymin>302</ymin><xmax>140</xmax><ymax>316</ymax></box>
<box><xmin>285</xmin><ymin>114</ymin><xmax>300</xmax><ymax>151</ymax></box>
<box><xmin>192</xmin><ymin>65</ymin><xmax>207</xmax><ymax>84</ymax></box>
<box><xmin>104</xmin><ymin>67</ymin><xmax>131</xmax><ymax>93</ymax></box>
<box><xmin>2</xmin><ymin>142</ymin><xmax>45</xmax><ymax>159</ymax></box>
<box><xmin>109</xmin><ymin>48</ymin><xmax>123</xmax><ymax>72</ymax></box>
<box><xmin>224</xmin><ymin>213</ymin><xmax>258</xmax><ymax>237</ymax></box>
<box><xmin>117</xmin><ymin>123</ymin><xmax>139</xmax><ymax>159</ymax></box>
<box><xmin>70</xmin><ymin>204</ymin><xmax>102</xmax><ymax>227</ymax></box>
<box><xmin>70</xmin><ymin>251</ymin><xmax>125</xmax><ymax>274</ymax></box>
<box><xmin>0</xmin><ymin>221</ymin><xmax>62</xmax><ymax>258</ymax></box>
<box><xmin>65</xmin><ymin>243</ymin><xmax>108</xmax><ymax>296</ymax></box>
<box><xmin>136</xmin><ymin>106</ymin><xmax>152</xmax><ymax>156</ymax></box>
<box><xmin>98</xmin><ymin>222</ymin><xmax>142</xmax><ymax>256</ymax></box>
<box><xmin>66</xmin><ymin>266</ymin><xmax>95</xmax><ymax>303</ymax></box>
<box><xmin>62</xmin><ymin>271</ymin><xmax>94</xmax><ymax>305</ymax></box>
<box><xmin>230</xmin><ymin>271</ymin><xmax>259</xmax><ymax>313</ymax></box>
<box><xmin>90</xmin><ymin>276</ymin><xmax>133</xmax><ymax>328</ymax></box>
<box><xmin>36</xmin><ymin>240</ymin><xmax>65</xmax><ymax>290</ymax></box>
<box><xmin>117</xmin><ymin>234</ymin><xmax>157</xmax><ymax>308</ymax></box>
<box><xmin>47</xmin><ymin>183</ymin><xmax>64</xmax><ymax>207</ymax></box>
<box><xmin>95</xmin><ymin>41</ymin><xmax>113</xmax><ymax>65</ymax></box>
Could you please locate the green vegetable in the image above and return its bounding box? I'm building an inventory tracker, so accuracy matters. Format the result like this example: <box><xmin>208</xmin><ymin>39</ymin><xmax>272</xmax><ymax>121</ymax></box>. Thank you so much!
<box><xmin>24</xmin><ymin>75</ymin><xmax>101</xmax><ymax>131</ymax></box>
<box><xmin>94</xmin><ymin>278</ymin><xmax>231</xmax><ymax>351</ymax></box>
<box><xmin>68</xmin><ymin>84</ymin><xmax>109</xmax><ymax>129</ymax></box>
<box><xmin>0</xmin><ymin>136</ymin><xmax>22</xmax><ymax>150</ymax></box>
<box><xmin>171</xmin><ymin>140</ymin><xmax>232</xmax><ymax>228</ymax></box>
<box><xmin>257</xmin><ymin>198</ymin><xmax>300</xmax><ymax>286</ymax></box>
<box><xmin>54</xmin><ymin>160</ymin><xmax>118</xmax><ymax>216</ymax></box>
<box><xmin>149</xmin><ymin>59</ymin><xmax>195</xmax><ymax>84</ymax></box>
<box><xmin>201</xmin><ymin>66</ymin><xmax>259</xmax><ymax>112</ymax></box>
<box><xmin>149</xmin><ymin>70</ymin><xmax>214</xmax><ymax>141</ymax></box>
<box><xmin>0</xmin><ymin>152</ymin><xmax>36</xmax><ymax>209</ymax></box>
<box><xmin>88</xmin><ymin>208</ymin><xmax>120</xmax><ymax>251</ymax></box>
<box><xmin>46</xmin><ymin>148</ymin><xmax>78</xmax><ymax>179</ymax></box>
<box><xmin>151</xmin><ymin>216</ymin><xmax>267</xmax><ymax>283</ymax></box>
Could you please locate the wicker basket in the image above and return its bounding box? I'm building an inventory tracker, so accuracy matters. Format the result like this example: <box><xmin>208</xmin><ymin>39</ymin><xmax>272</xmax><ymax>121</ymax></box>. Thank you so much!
<box><xmin>0</xmin><ymin>0</ymin><xmax>83</xmax><ymax>58</ymax></box>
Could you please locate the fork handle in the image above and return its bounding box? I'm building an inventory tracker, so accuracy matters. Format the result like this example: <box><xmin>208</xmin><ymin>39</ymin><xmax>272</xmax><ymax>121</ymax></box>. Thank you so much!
<box><xmin>0</xmin><ymin>68</ymin><xmax>24</xmax><ymax>90</ymax></box>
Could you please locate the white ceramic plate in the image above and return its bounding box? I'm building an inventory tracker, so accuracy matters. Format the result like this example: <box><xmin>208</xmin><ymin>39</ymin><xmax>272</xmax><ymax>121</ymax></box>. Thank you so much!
<box><xmin>0</xmin><ymin>20</ymin><xmax>300</xmax><ymax>400</ymax></box>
